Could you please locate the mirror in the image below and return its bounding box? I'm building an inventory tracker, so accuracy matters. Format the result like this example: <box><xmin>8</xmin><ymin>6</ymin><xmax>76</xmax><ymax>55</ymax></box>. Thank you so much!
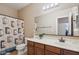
<box><xmin>57</xmin><ymin>17</ymin><xmax>69</xmax><ymax>36</ymax></box>
<box><xmin>34</xmin><ymin>13</ymin><xmax>79</xmax><ymax>36</ymax></box>
<box><xmin>34</xmin><ymin>5</ymin><xmax>79</xmax><ymax>37</ymax></box>
<box><xmin>34</xmin><ymin>16</ymin><xmax>71</xmax><ymax>36</ymax></box>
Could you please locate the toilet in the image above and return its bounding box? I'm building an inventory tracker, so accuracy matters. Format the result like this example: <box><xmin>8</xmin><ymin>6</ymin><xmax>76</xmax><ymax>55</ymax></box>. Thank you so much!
<box><xmin>16</xmin><ymin>38</ymin><xmax>27</xmax><ymax>55</ymax></box>
<box><xmin>16</xmin><ymin>43</ymin><xmax>26</xmax><ymax>55</ymax></box>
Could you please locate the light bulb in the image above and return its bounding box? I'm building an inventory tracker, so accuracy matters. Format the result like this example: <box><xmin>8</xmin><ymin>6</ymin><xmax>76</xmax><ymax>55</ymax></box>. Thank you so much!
<box><xmin>54</xmin><ymin>3</ymin><xmax>59</xmax><ymax>6</ymax></box>
<box><xmin>50</xmin><ymin>3</ymin><xmax>54</xmax><ymax>7</ymax></box>
<box><xmin>42</xmin><ymin>6</ymin><xmax>46</xmax><ymax>10</ymax></box>
<box><xmin>46</xmin><ymin>5</ymin><xmax>50</xmax><ymax>9</ymax></box>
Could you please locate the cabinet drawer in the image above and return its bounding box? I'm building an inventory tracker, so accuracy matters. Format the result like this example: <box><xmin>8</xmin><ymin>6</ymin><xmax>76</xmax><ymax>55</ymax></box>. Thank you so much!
<box><xmin>27</xmin><ymin>40</ymin><xmax>34</xmax><ymax>46</ymax></box>
<box><xmin>35</xmin><ymin>47</ymin><xmax>44</xmax><ymax>55</ymax></box>
<box><xmin>63</xmin><ymin>49</ymin><xmax>79</xmax><ymax>55</ymax></box>
<box><xmin>35</xmin><ymin>42</ymin><xmax>44</xmax><ymax>49</ymax></box>
<box><xmin>45</xmin><ymin>45</ymin><xmax>61</xmax><ymax>54</ymax></box>
<box><xmin>45</xmin><ymin>50</ymin><xmax>58</xmax><ymax>55</ymax></box>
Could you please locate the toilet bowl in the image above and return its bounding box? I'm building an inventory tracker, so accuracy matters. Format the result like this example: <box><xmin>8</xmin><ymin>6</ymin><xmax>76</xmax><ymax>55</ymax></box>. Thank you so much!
<box><xmin>16</xmin><ymin>43</ymin><xmax>26</xmax><ymax>55</ymax></box>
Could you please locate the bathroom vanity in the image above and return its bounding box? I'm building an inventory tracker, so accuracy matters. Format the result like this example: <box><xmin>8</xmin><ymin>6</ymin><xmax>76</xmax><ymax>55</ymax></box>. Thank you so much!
<box><xmin>31</xmin><ymin>6</ymin><xmax>79</xmax><ymax>55</ymax></box>
<box><xmin>27</xmin><ymin>37</ymin><xmax>79</xmax><ymax>55</ymax></box>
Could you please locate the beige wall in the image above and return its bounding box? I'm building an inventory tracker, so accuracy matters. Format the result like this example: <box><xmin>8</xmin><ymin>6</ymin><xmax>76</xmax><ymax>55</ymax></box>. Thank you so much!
<box><xmin>0</xmin><ymin>4</ymin><xmax>18</xmax><ymax>18</ymax></box>
<box><xmin>18</xmin><ymin>3</ymin><xmax>78</xmax><ymax>38</ymax></box>
<box><xmin>19</xmin><ymin>4</ymin><xmax>49</xmax><ymax>37</ymax></box>
<box><xmin>18</xmin><ymin>4</ymin><xmax>43</xmax><ymax>37</ymax></box>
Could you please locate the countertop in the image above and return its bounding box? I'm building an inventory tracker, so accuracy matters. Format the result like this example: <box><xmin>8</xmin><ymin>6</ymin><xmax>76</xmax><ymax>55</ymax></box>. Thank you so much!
<box><xmin>27</xmin><ymin>36</ymin><xmax>79</xmax><ymax>52</ymax></box>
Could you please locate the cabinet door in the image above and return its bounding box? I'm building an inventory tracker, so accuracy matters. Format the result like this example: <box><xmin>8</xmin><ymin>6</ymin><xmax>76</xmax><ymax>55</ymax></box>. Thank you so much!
<box><xmin>35</xmin><ymin>42</ymin><xmax>44</xmax><ymax>55</ymax></box>
<box><xmin>27</xmin><ymin>41</ymin><xmax>35</xmax><ymax>55</ymax></box>
<box><xmin>45</xmin><ymin>45</ymin><xmax>61</xmax><ymax>54</ymax></box>
<box><xmin>27</xmin><ymin>46</ymin><xmax>35</xmax><ymax>55</ymax></box>
<box><xmin>45</xmin><ymin>50</ymin><xmax>57</xmax><ymax>55</ymax></box>
<box><xmin>63</xmin><ymin>49</ymin><xmax>79</xmax><ymax>55</ymax></box>
<box><xmin>35</xmin><ymin>47</ymin><xmax>44</xmax><ymax>55</ymax></box>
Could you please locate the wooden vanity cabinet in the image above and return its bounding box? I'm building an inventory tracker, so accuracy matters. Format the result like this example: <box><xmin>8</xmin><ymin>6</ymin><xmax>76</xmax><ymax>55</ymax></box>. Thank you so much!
<box><xmin>35</xmin><ymin>42</ymin><xmax>45</xmax><ymax>55</ymax></box>
<box><xmin>27</xmin><ymin>40</ymin><xmax>79</xmax><ymax>55</ymax></box>
<box><xmin>45</xmin><ymin>45</ymin><xmax>61</xmax><ymax>55</ymax></box>
<box><xmin>27</xmin><ymin>40</ymin><xmax>35</xmax><ymax>55</ymax></box>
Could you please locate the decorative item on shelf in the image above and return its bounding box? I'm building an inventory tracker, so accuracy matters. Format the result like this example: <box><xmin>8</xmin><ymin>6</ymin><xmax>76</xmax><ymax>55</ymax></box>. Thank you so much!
<box><xmin>13</xmin><ymin>29</ymin><xmax>17</xmax><ymax>35</ymax></box>
<box><xmin>0</xmin><ymin>29</ymin><xmax>4</xmax><ymax>37</ymax></box>
<box><xmin>5</xmin><ymin>27</ymin><xmax>11</xmax><ymax>34</ymax></box>
<box><xmin>7</xmin><ymin>36</ymin><xmax>13</xmax><ymax>43</ymax></box>
<box><xmin>39</xmin><ymin>33</ymin><xmax>45</xmax><ymax>39</ymax></box>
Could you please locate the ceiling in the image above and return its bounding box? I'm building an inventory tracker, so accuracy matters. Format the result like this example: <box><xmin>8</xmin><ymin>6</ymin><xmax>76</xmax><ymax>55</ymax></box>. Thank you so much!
<box><xmin>0</xmin><ymin>3</ymin><xmax>30</xmax><ymax>10</ymax></box>
<box><xmin>0</xmin><ymin>3</ymin><xmax>79</xmax><ymax>10</ymax></box>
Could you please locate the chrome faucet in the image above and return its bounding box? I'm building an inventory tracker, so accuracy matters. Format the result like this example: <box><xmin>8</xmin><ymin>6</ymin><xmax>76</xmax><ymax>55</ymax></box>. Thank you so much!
<box><xmin>59</xmin><ymin>37</ymin><xmax>65</xmax><ymax>43</ymax></box>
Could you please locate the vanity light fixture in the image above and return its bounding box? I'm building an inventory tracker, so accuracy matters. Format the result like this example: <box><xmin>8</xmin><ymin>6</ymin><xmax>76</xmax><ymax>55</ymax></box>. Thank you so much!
<box><xmin>42</xmin><ymin>3</ymin><xmax>59</xmax><ymax>11</ymax></box>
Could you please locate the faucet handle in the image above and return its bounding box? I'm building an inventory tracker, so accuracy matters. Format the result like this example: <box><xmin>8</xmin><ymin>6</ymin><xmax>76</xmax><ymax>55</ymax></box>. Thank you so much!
<box><xmin>59</xmin><ymin>37</ymin><xmax>65</xmax><ymax>43</ymax></box>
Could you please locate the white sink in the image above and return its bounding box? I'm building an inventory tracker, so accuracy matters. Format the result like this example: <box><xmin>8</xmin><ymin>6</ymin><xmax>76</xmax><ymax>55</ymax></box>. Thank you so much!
<box><xmin>16</xmin><ymin>43</ymin><xmax>26</xmax><ymax>55</ymax></box>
